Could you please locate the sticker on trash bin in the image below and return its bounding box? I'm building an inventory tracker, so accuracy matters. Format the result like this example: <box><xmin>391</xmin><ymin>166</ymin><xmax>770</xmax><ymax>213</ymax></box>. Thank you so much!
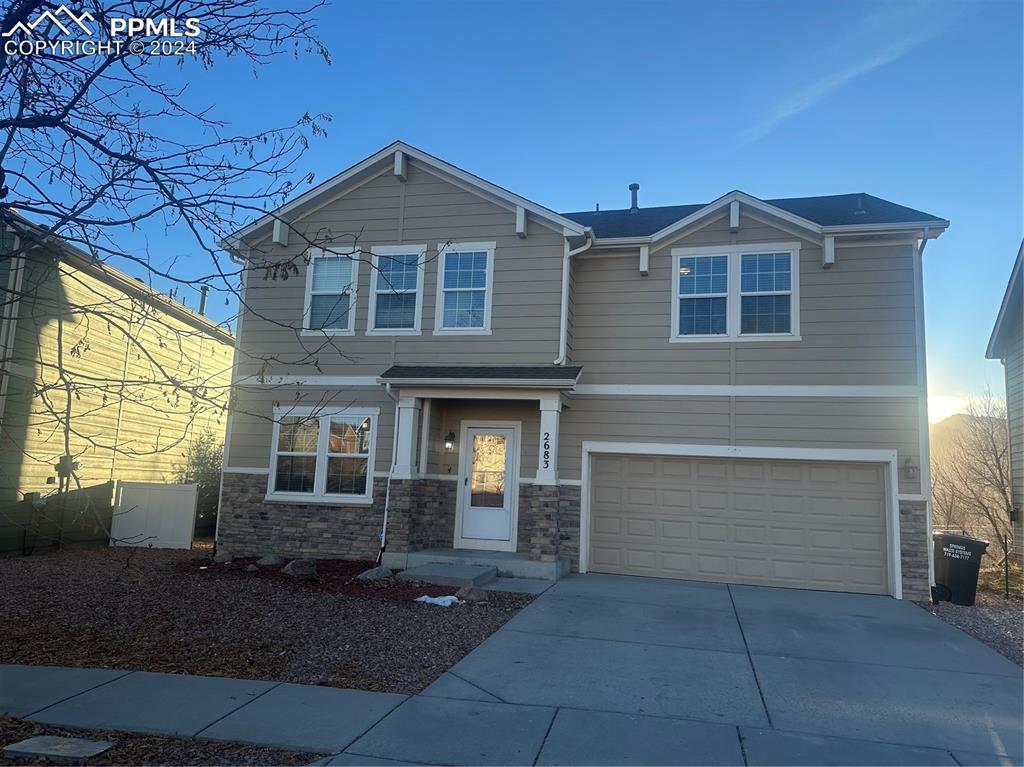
<box><xmin>942</xmin><ymin>542</ymin><xmax>973</xmax><ymax>560</ymax></box>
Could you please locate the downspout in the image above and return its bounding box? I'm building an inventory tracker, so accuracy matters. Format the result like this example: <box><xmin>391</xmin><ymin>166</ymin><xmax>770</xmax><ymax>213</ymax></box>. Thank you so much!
<box><xmin>915</xmin><ymin>227</ymin><xmax>935</xmax><ymax>590</ymax></box>
<box><xmin>553</xmin><ymin>229</ymin><xmax>593</xmax><ymax>365</ymax></box>
<box><xmin>376</xmin><ymin>380</ymin><xmax>400</xmax><ymax>566</ymax></box>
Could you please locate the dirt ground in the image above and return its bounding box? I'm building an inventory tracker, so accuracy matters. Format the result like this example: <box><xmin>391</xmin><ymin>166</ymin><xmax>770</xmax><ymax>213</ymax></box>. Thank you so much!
<box><xmin>0</xmin><ymin>547</ymin><xmax>533</xmax><ymax>694</ymax></box>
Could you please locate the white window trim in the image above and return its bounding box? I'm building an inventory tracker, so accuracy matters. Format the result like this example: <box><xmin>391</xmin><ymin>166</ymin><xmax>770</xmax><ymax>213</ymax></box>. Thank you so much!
<box><xmin>672</xmin><ymin>253</ymin><xmax>730</xmax><ymax>340</ymax></box>
<box><xmin>669</xmin><ymin>241</ymin><xmax>801</xmax><ymax>343</ymax></box>
<box><xmin>266</xmin><ymin>405</ymin><xmax>379</xmax><ymax>505</ymax></box>
<box><xmin>301</xmin><ymin>247</ymin><xmax>360</xmax><ymax>336</ymax></box>
<box><xmin>367</xmin><ymin>244</ymin><xmax>426</xmax><ymax>336</ymax></box>
<box><xmin>433</xmin><ymin>241</ymin><xmax>496</xmax><ymax>336</ymax></box>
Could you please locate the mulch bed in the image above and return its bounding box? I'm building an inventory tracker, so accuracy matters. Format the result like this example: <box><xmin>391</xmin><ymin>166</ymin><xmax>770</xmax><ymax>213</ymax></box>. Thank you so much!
<box><xmin>0</xmin><ymin>716</ymin><xmax>321</xmax><ymax>766</ymax></box>
<box><xmin>0</xmin><ymin>547</ymin><xmax>533</xmax><ymax>694</ymax></box>
<box><xmin>918</xmin><ymin>590</ymin><xmax>1023</xmax><ymax>667</ymax></box>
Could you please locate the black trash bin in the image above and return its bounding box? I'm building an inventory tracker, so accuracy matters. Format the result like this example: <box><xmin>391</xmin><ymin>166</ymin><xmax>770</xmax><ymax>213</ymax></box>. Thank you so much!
<box><xmin>932</xmin><ymin>532</ymin><xmax>988</xmax><ymax>606</ymax></box>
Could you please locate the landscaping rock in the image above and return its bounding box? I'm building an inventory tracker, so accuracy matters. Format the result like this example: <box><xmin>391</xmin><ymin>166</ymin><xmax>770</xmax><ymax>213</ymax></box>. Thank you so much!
<box><xmin>356</xmin><ymin>565</ymin><xmax>393</xmax><ymax>581</ymax></box>
<box><xmin>256</xmin><ymin>554</ymin><xmax>286</xmax><ymax>567</ymax></box>
<box><xmin>281</xmin><ymin>558</ymin><xmax>317</xmax><ymax>577</ymax></box>
<box><xmin>456</xmin><ymin>585</ymin><xmax>488</xmax><ymax>603</ymax></box>
<box><xmin>213</xmin><ymin>551</ymin><xmax>233</xmax><ymax>564</ymax></box>
<box><xmin>246</xmin><ymin>564</ymin><xmax>259</xmax><ymax>573</ymax></box>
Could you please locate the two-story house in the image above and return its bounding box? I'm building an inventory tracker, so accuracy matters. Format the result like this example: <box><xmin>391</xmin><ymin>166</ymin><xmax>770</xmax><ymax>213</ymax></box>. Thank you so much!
<box><xmin>217</xmin><ymin>141</ymin><xmax>947</xmax><ymax>600</ymax></box>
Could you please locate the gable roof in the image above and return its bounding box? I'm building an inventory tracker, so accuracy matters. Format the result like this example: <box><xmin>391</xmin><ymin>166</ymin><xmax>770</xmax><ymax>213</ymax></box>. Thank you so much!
<box><xmin>563</xmin><ymin>192</ymin><xmax>947</xmax><ymax>240</ymax></box>
<box><xmin>227</xmin><ymin>142</ymin><xmax>947</xmax><ymax>252</ymax></box>
<box><xmin>230</xmin><ymin>141</ymin><xmax>588</xmax><ymax>244</ymax></box>
<box><xmin>986</xmin><ymin>241</ymin><xmax>1023</xmax><ymax>359</ymax></box>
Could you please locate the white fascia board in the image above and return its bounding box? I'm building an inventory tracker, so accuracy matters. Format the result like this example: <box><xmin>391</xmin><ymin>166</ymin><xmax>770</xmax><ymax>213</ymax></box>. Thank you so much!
<box><xmin>649</xmin><ymin>191</ymin><xmax>823</xmax><ymax>244</ymax></box>
<box><xmin>821</xmin><ymin>221</ymin><xmax>949</xmax><ymax>236</ymax></box>
<box><xmin>229</xmin><ymin>141</ymin><xmax>587</xmax><ymax>243</ymax></box>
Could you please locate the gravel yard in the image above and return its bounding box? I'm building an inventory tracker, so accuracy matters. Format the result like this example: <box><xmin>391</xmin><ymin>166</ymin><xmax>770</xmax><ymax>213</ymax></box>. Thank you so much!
<box><xmin>0</xmin><ymin>716</ymin><xmax>321</xmax><ymax>766</ymax></box>
<box><xmin>920</xmin><ymin>591</ymin><xmax>1023</xmax><ymax>666</ymax></box>
<box><xmin>0</xmin><ymin>547</ymin><xmax>533</xmax><ymax>693</ymax></box>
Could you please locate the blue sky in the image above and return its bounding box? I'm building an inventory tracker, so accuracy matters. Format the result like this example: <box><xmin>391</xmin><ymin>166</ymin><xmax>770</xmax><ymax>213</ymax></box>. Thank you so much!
<box><xmin>142</xmin><ymin>0</ymin><xmax>1021</xmax><ymax>419</ymax></box>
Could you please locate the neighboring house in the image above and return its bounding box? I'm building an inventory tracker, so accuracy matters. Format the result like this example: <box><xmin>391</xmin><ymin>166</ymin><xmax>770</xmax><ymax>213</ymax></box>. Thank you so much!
<box><xmin>986</xmin><ymin>242</ymin><xmax>1023</xmax><ymax>555</ymax></box>
<box><xmin>0</xmin><ymin>221</ymin><xmax>235</xmax><ymax>511</ymax></box>
<box><xmin>218</xmin><ymin>141</ymin><xmax>947</xmax><ymax>600</ymax></box>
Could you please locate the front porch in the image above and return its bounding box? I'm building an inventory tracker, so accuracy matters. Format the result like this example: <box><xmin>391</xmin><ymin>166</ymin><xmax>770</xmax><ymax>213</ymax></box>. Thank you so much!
<box><xmin>377</xmin><ymin>365</ymin><xmax>582</xmax><ymax>572</ymax></box>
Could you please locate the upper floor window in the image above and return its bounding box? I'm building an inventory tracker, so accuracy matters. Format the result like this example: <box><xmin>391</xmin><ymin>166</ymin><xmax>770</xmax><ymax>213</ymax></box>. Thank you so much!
<box><xmin>740</xmin><ymin>253</ymin><xmax>792</xmax><ymax>335</ymax></box>
<box><xmin>303</xmin><ymin>248</ymin><xmax>359</xmax><ymax>335</ymax></box>
<box><xmin>434</xmin><ymin>242</ymin><xmax>495</xmax><ymax>335</ymax></box>
<box><xmin>670</xmin><ymin>242</ymin><xmax>800</xmax><ymax>342</ymax></box>
<box><xmin>268</xmin><ymin>406</ymin><xmax>378</xmax><ymax>504</ymax></box>
<box><xmin>368</xmin><ymin>245</ymin><xmax>425</xmax><ymax>335</ymax></box>
<box><xmin>678</xmin><ymin>255</ymin><xmax>728</xmax><ymax>336</ymax></box>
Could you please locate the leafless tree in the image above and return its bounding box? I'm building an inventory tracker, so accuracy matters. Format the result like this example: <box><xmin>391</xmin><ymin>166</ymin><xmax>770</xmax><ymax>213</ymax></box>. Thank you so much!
<box><xmin>930</xmin><ymin>394</ymin><xmax>1015</xmax><ymax>565</ymax></box>
<box><xmin>0</xmin><ymin>1</ymin><xmax>399</xmax><ymax>546</ymax></box>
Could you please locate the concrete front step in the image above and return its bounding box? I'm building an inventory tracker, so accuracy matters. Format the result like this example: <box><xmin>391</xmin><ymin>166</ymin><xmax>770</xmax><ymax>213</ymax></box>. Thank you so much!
<box><xmin>386</xmin><ymin>548</ymin><xmax>569</xmax><ymax>581</ymax></box>
<box><xmin>397</xmin><ymin>563</ymin><xmax>498</xmax><ymax>588</ymax></box>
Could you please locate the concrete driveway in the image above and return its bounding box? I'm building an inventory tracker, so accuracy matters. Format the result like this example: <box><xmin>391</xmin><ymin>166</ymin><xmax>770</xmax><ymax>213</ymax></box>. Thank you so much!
<box><xmin>371</xmin><ymin>574</ymin><xmax>1023</xmax><ymax>766</ymax></box>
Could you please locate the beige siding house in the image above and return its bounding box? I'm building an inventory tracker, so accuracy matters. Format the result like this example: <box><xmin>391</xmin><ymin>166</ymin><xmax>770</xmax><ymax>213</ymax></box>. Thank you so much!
<box><xmin>0</xmin><ymin>226</ymin><xmax>234</xmax><ymax>508</ymax></box>
<box><xmin>218</xmin><ymin>141</ymin><xmax>947</xmax><ymax>599</ymax></box>
<box><xmin>986</xmin><ymin>242</ymin><xmax>1023</xmax><ymax>554</ymax></box>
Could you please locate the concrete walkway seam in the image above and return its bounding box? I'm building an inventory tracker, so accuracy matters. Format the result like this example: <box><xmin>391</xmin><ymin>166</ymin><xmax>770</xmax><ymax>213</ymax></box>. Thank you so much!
<box><xmin>191</xmin><ymin>682</ymin><xmax>282</xmax><ymax>738</ymax></box>
<box><xmin>727</xmin><ymin>584</ymin><xmax>773</xmax><ymax>728</ymax></box>
<box><xmin>23</xmin><ymin>670</ymin><xmax>135</xmax><ymax>719</ymax></box>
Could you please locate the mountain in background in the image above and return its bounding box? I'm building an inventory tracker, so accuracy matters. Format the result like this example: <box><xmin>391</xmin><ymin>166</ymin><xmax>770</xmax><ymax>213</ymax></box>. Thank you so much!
<box><xmin>930</xmin><ymin>413</ymin><xmax>1003</xmax><ymax>456</ymax></box>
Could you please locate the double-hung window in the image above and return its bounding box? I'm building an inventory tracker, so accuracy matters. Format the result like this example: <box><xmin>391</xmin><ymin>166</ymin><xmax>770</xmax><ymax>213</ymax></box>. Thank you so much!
<box><xmin>268</xmin><ymin>406</ymin><xmax>378</xmax><ymax>504</ymax></box>
<box><xmin>434</xmin><ymin>241</ymin><xmax>495</xmax><ymax>334</ymax></box>
<box><xmin>740</xmin><ymin>252</ymin><xmax>792</xmax><ymax>335</ymax></box>
<box><xmin>677</xmin><ymin>255</ymin><xmax>729</xmax><ymax>336</ymax></box>
<box><xmin>303</xmin><ymin>248</ymin><xmax>359</xmax><ymax>334</ymax></box>
<box><xmin>670</xmin><ymin>242</ymin><xmax>799</xmax><ymax>341</ymax></box>
<box><xmin>368</xmin><ymin>245</ymin><xmax>425</xmax><ymax>334</ymax></box>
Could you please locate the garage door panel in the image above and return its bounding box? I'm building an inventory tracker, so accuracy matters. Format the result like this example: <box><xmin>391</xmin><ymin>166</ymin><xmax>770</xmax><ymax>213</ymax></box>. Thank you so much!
<box><xmin>589</xmin><ymin>455</ymin><xmax>889</xmax><ymax>594</ymax></box>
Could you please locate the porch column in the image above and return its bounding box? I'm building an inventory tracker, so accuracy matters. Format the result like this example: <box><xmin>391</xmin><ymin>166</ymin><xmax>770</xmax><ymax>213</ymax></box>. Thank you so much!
<box><xmin>392</xmin><ymin>396</ymin><xmax>420</xmax><ymax>480</ymax></box>
<box><xmin>536</xmin><ymin>396</ymin><xmax>561</xmax><ymax>485</ymax></box>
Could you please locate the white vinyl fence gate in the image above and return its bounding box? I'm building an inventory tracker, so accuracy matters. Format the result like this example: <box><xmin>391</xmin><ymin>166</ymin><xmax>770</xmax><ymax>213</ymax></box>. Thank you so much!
<box><xmin>110</xmin><ymin>481</ymin><xmax>198</xmax><ymax>549</ymax></box>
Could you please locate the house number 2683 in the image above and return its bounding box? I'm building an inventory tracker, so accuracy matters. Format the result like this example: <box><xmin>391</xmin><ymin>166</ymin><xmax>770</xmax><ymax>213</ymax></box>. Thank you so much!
<box><xmin>542</xmin><ymin>432</ymin><xmax>551</xmax><ymax>469</ymax></box>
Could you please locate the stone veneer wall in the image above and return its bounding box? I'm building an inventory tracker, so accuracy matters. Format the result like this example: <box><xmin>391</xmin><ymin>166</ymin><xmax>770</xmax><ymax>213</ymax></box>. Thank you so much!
<box><xmin>557</xmin><ymin>486</ymin><xmax>582</xmax><ymax>571</ymax></box>
<box><xmin>384</xmin><ymin>478</ymin><xmax>457</xmax><ymax>553</ymax></box>
<box><xmin>517</xmin><ymin>483</ymin><xmax>582</xmax><ymax>566</ymax></box>
<box><xmin>219</xmin><ymin>474</ymin><xmax>458</xmax><ymax>560</ymax></box>
<box><xmin>218</xmin><ymin>473</ymin><xmax>387</xmax><ymax>559</ymax></box>
<box><xmin>899</xmin><ymin>500</ymin><xmax>930</xmax><ymax>601</ymax></box>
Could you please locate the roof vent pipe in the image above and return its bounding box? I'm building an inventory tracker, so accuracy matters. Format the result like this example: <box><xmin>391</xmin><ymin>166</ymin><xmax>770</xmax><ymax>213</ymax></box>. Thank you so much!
<box><xmin>199</xmin><ymin>285</ymin><xmax>209</xmax><ymax>315</ymax></box>
<box><xmin>629</xmin><ymin>183</ymin><xmax>640</xmax><ymax>212</ymax></box>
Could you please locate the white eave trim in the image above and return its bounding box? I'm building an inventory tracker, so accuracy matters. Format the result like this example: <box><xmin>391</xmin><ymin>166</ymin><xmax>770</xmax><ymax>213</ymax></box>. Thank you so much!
<box><xmin>822</xmin><ymin>221</ymin><xmax>949</xmax><ymax>236</ymax></box>
<box><xmin>229</xmin><ymin>141</ymin><xmax>587</xmax><ymax>242</ymax></box>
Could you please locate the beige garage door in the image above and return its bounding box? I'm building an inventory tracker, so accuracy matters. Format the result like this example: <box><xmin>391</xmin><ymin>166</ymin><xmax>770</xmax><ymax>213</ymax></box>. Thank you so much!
<box><xmin>589</xmin><ymin>454</ymin><xmax>890</xmax><ymax>594</ymax></box>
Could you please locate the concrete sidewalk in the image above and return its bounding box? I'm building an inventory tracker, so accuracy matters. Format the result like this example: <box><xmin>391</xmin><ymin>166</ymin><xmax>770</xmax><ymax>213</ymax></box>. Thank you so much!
<box><xmin>3</xmin><ymin>574</ymin><xmax>1022</xmax><ymax>765</ymax></box>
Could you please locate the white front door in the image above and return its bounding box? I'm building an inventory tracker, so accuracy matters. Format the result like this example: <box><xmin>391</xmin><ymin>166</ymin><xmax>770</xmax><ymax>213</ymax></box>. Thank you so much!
<box><xmin>456</xmin><ymin>425</ymin><xmax>518</xmax><ymax>550</ymax></box>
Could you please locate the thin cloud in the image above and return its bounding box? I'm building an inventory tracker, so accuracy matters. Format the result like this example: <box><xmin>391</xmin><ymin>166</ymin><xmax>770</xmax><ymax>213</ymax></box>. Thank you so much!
<box><xmin>738</xmin><ymin>3</ymin><xmax>966</xmax><ymax>146</ymax></box>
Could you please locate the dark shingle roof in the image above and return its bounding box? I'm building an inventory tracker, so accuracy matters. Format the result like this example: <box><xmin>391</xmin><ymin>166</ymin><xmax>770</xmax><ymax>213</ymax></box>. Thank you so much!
<box><xmin>561</xmin><ymin>193</ymin><xmax>945</xmax><ymax>239</ymax></box>
<box><xmin>380</xmin><ymin>365</ymin><xmax>582</xmax><ymax>382</ymax></box>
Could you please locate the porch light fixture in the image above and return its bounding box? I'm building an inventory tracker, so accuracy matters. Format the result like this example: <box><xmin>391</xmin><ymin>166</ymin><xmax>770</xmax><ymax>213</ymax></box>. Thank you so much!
<box><xmin>444</xmin><ymin>431</ymin><xmax>456</xmax><ymax>451</ymax></box>
<box><xmin>903</xmin><ymin>457</ymin><xmax>918</xmax><ymax>481</ymax></box>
